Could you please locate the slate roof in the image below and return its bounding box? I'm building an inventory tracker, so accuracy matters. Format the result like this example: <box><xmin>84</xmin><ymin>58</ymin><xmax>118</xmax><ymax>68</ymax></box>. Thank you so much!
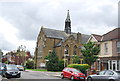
<box><xmin>42</xmin><ymin>27</ymin><xmax>90</xmax><ymax>44</ymax></box>
<box><xmin>90</xmin><ymin>28</ymin><xmax>120</xmax><ymax>42</ymax></box>
<box><xmin>92</xmin><ymin>34</ymin><xmax>102</xmax><ymax>42</ymax></box>
<box><xmin>102</xmin><ymin>28</ymin><xmax>120</xmax><ymax>41</ymax></box>
<box><xmin>43</xmin><ymin>28</ymin><xmax>68</xmax><ymax>39</ymax></box>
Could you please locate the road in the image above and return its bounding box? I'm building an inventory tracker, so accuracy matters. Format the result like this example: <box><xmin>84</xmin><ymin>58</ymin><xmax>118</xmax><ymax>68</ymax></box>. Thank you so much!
<box><xmin>0</xmin><ymin>70</ymin><xmax>70</xmax><ymax>81</ymax></box>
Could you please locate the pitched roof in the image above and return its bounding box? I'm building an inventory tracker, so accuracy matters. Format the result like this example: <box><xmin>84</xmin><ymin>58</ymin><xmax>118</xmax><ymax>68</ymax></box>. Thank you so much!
<box><xmin>92</xmin><ymin>34</ymin><xmax>102</xmax><ymax>42</ymax></box>
<box><xmin>102</xmin><ymin>28</ymin><xmax>120</xmax><ymax>41</ymax></box>
<box><xmin>42</xmin><ymin>27</ymin><xmax>90</xmax><ymax>44</ymax></box>
<box><xmin>42</xmin><ymin>27</ymin><xmax>68</xmax><ymax>39</ymax></box>
<box><xmin>89</xmin><ymin>28</ymin><xmax>120</xmax><ymax>42</ymax></box>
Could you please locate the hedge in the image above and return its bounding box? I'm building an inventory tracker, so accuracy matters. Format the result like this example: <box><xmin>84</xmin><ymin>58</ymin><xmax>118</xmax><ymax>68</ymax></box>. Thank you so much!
<box><xmin>67</xmin><ymin>64</ymin><xmax>90</xmax><ymax>74</ymax></box>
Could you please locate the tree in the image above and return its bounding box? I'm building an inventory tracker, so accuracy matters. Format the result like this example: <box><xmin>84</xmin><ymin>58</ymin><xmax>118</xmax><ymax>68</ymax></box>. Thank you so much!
<box><xmin>0</xmin><ymin>49</ymin><xmax>3</xmax><ymax>62</ymax></box>
<box><xmin>45</xmin><ymin>50</ymin><xmax>59</xmax><ymax>71</ymax></box>
<box><xmin>72</xmin><ymin>55</ymin><xmax>80</xmax><ymax>64</ymax></box>
<box><xmin>26</xmin><ymin>59</ymin><xmax>34</xmax><ymax>69</ymax></box>
<box><xmin>57</xmin><ymin>60</ymin><xmax>64</xmax><ymax>71</ymax></box>
<box><xmin>81</xmin><ymin>42</ymin><xmax>100</xmax><ymax>69</ymax></box>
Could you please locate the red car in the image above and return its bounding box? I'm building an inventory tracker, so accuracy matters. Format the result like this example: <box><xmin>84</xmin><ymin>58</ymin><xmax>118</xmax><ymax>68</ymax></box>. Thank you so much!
<box><xmin>61</xmin><ymin>67</ymin><xmax>86</xmax><ymax>81</ymax></box>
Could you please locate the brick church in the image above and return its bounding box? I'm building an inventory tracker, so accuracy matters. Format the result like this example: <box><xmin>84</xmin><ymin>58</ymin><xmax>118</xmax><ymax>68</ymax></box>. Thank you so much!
<box><xmin>34</xmin><ymin>11</ymin><xmax>90</xmax><ymax>68</ymax></box>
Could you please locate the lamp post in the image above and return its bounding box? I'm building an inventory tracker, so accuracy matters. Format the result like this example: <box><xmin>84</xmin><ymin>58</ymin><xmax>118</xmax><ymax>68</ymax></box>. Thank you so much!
<box><xmin>64</xmin><ymin>49</ymin><xmax>66</xmax><ymax>67</ymax></box>
<box><xmin>64</xmin><ymin>54</ymin><xmax>66</xmax><ymax>67</ymax></box>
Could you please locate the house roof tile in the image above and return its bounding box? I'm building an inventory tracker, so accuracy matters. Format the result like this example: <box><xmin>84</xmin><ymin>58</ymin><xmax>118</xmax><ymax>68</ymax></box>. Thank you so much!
<box><xmin>92</xmin><ymin>34</ymin><xmax>102</xmax><ymax>41</ymax></box>
<box><xmin>42</xmin><ymin>27</ymin><xmax>90</xmax><ymax>44</ymax></box>
<box><xmin>102</xmin><ymin>28</ymin><xmax>120</xmax><ymax>41</ymax></box>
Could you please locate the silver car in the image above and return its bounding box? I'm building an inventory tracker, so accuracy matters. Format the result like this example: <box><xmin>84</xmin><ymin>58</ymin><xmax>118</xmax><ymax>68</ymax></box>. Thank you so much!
<box><xmin>87</xmin><ymin>70</ymin><xmax>120</xmax><ymax>81</ymax></box>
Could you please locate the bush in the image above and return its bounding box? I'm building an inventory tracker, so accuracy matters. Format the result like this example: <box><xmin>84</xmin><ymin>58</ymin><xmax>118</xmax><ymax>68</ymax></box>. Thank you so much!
<box><xmin>26</xmin><ymin>60</ymin><xmax>34</xmax><ymax>69</ymax></box>
<box><xmin>67</xmin><ymin>64</ymin><xmax>90</xmax><ymax>74</ymax></box>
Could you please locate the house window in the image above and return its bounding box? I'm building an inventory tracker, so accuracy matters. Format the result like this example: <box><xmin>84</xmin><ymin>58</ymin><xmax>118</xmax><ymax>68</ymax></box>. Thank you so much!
<box><xmin>104</xmin><ymin>43</ymin><xmax>108</xmax><ymax>53</ymax></box>
<box><xmin>38</xmin><ymin>47</ymin><xmax>43</xmax><ymax>56</ymax></box>
<box><xmin>65</xmin><ymin>45</ymin><xmax>69</xmax><ymax>54</ymax></box>
<box><xmin>73</xmin><ymin>46</ymin><xmax>77</xmax><ymax>55</ymax></box>
<box><xmin>97</xmin><ymin>60</ymin><xmax>100</xmax><ymax>71</ymax></box>
<box><xmin>91</xmin><ymin>64</ymin><xmax>95</xmax><ymax>70</ymax></box>
<box><xmin>81</xmin><ymin>60</ymin><xmax>84</xmax><ymax>64</ymax></box>
<box><xmin>117</xmin><ymin>41</ymin><xmax>120</xmax><ymax>53</ymax></box>
<box><xmin>65</xmin><ymin>49</ymin><xmax>68</xmax><ymax>54</ymax></box>
<box><xmin>48</xmin><ymin>50</ymin><xmax>52</xmax><ymax>54</ymax></box>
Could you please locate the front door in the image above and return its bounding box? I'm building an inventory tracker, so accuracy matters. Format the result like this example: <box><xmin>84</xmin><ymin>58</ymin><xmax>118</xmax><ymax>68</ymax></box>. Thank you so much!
<box><xmin>112</xmin><ymin>60</ymin><xmax>117</xmax><ymax>71</ymax></box>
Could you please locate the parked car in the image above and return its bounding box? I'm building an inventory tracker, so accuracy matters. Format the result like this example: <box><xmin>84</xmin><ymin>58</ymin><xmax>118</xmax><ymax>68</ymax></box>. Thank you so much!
<box><xmin>61</xmin><ymin>67</ymin><xmax>86</xmax><ymax>81</ymax></box>
<box><xmin>0</xmin><ymin>63</ymin><xmax>6</xmax><ymax>75</ymax></box>
<box><xmin>87</xmin><ymin>70</ymin><xmax>120</xmax><ymax>81</ymax></box>
<box><xmin>16</xmin><ymin>65</ymin><xmax>24</xmax><ymax>71</ymax></box>
<box><xmin>2</xmin><ymin>64</ymin><xmax>21</xmax><ymax>78</ymax></box>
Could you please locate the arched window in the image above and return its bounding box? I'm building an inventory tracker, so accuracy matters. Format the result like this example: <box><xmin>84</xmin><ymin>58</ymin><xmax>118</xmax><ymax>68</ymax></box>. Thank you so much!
<box><xmin>65</xmin><ymin>45</ymin><xmax>69</xmax><ymax>54</ymax></box>
<box><xmin>73</xmin><ymin>45</ymin><xmax>77</xmax><ymax>55</ymax></box>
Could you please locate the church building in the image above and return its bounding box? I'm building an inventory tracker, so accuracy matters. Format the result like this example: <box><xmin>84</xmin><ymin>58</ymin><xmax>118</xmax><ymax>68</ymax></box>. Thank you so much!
<box><xmin>34</xmin><ymin>11</ymin><xmax>90</xmax><ymax>68</ymax></box>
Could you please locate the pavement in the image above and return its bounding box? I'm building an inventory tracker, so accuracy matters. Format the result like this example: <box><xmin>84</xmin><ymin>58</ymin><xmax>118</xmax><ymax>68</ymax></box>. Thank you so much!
<box><xmin>0</xmin><ymin>70</ymin><xmax>61</xmax><ymax>80</ymax></box>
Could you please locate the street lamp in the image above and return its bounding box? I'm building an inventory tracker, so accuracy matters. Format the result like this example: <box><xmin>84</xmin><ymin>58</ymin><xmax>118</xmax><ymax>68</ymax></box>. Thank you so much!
<box><xmin>64</xmin><ymin>49</ymin><xmax>66</xmax><ymax>67</ymax></box>
<box><xmin>64</xmin><ymin>49</ymin><xmax>69</xmax><ymax>67</ymax></box>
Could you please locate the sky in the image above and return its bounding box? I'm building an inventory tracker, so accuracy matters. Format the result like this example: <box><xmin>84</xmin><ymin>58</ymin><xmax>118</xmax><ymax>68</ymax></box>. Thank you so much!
<box><xmin>0</xmin><ymin>0</ymin><xmax>119</xmax><ymax>55</ymax></box>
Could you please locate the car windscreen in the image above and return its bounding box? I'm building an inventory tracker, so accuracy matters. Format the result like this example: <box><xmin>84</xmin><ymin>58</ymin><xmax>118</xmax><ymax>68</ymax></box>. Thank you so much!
<box><xmin>72</xmin><ymin>69</ymin><xmax>81</xmax><ymax>73</ymax></box>
<box><xmin>6</xmin><ymin>65</ymin><xmax>18</xmax><ymax>70</ymax></box>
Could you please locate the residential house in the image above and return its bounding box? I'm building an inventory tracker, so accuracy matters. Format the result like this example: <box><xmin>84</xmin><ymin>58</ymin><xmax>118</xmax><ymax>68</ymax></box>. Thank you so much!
<box><xmin>88</xmin><ymin>28</ymin><xmax>120</xmax><ymax>71</ymax></box>
<box><xmin>3</xmin><ymin>50</ymin><xmax>32</xmax><ymax>65</ymax></box>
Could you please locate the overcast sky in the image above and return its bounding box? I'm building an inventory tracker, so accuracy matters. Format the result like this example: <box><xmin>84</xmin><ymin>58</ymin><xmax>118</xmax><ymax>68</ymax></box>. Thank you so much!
<box><xmin>0</xmin><ymin>0</ymin><xmax>119</xmax><ymax>55</ymax></box>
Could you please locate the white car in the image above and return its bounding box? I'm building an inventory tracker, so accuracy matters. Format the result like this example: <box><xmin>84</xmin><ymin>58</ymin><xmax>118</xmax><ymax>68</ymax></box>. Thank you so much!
<box><xmin>87</xmin><ymin>70</ymin><xmax>120</xmax><ymax>81</ymax></box>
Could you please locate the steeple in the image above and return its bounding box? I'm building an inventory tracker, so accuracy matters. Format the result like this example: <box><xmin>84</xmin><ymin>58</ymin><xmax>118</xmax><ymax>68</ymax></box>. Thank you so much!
<box><xmin>64</xmin><ymin>10</ymin><xmax>71</xmax><ymax>34</ymax></box>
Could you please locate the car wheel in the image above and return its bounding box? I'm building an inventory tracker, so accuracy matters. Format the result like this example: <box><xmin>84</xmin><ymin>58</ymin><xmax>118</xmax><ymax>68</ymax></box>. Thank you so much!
<box><xmin>7</xmin><ymin>77</ymin><xmax>10</xmax><ymax>79</ymax></box>
<box><xmin>2</xmin><ymin>74</ymin><xmax>5</xmax><ymax>77</ymax></box>
<box><xmin>61</xmin><ymin>74</ymin><xmax>64</xmax><ymax>79</ymax></box>
<box><xmin>109</xmin><ymin>79</ymin><xmax>114</xmax><ymax>81</ymax></box>
<box><xmin>17</xmin><ymin>75</ymin><xmax>21</xmax><ymax>78</ymax></box>
<box><xmin>87</xmin><ymin>77</ymin><xmax>92</xmax><ymax>81</ymax></box>
<box><xmin>70</xmin><ymin>76</ymin><xmax>74</xmax><ymax>81</ymax></box>
<box><xmin>17</xmin><ymin>74</ymin><xmax>21</xmax><ymax>78</ymax></box>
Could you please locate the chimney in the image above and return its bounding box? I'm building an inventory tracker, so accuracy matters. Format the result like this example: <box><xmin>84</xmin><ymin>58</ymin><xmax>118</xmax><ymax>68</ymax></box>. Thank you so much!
<box><xmin>77</xmin><ymin>32</ymin><xmax>81</xmax><ymax>43</ymax></box>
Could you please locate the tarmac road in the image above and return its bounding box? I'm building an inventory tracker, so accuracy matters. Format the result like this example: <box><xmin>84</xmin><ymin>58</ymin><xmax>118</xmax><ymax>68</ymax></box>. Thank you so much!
<box><xmin>0</xmin><ymin>70</ymin><xmax>71</xmax><ymax>81</ymax></box>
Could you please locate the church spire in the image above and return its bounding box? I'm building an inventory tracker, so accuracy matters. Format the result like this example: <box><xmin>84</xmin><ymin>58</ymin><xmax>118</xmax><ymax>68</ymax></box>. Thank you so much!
<box><xmin>65</xmin><ymin>10</ymin><xmax>71</xmax><ymax>22</ymax></box>
<box><xmin>65</xmin><ymin>10</ymin><xmax>71</xmax><ymax>34</ymax></box>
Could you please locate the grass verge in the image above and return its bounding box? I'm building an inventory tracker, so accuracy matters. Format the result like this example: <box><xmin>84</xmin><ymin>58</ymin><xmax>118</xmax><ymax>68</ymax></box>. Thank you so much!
<box><xmin>26</xmin><ymin>69</ymin><xmax>61</xmax><ymax>72</ymax></box>
<box><xmin>26</xmin><ymin>69</ymin><xmax>47</xmax><ymax>71</ymax></box>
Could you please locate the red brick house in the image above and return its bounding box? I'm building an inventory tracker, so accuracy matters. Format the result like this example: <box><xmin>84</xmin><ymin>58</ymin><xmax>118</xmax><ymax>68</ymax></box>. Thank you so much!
<box><xmin>2</xmin><ymin>51</ymin><xmax>32</xmax><ymax>65</ymax></box>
